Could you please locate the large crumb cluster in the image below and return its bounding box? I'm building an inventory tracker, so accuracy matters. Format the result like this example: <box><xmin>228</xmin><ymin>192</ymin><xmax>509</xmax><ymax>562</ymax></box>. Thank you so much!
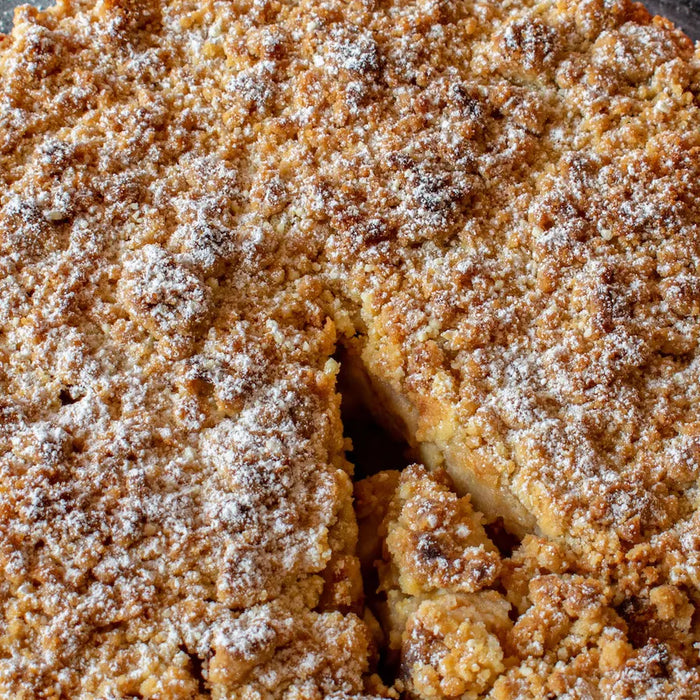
<box><xmin>358</xmin><ymin>466</ymin><xmax>700</xmax><ymax>698</ymax></box>
<box><xmin>0</xmin><ymin>0</ymin><xmax>699</xmax><ymax>697</ymax></box>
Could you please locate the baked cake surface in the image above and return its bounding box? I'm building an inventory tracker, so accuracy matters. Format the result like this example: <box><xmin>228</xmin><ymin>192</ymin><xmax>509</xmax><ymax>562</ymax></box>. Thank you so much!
<box><xmin>358</xmin><ymin>466</ymin><xmax>700</xmax><ymax>698</ymax></box>
<box><xmin>0</xmin><ymin>0</ymin><xmax>699</xmax><ymax>696</ymax></box>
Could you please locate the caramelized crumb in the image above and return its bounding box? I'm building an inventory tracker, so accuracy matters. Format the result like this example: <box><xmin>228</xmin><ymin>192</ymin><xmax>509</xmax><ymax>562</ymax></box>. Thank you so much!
<box><xmin>1</xmin><ymin>0</ymin><xmax>699</xmax><ymax>696</ymax></box>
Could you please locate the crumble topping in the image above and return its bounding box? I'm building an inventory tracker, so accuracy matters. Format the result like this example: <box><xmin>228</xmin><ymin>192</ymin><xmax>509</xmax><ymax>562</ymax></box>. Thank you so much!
<box><xmin>358</xmin><ymin>467</ymin><xmax>700</xmax><ymax>699</ymax></box>
<box><xmin>1</xmin><ymin>0</ymin><xmax>699</xmax><ymax>696</ymax></box>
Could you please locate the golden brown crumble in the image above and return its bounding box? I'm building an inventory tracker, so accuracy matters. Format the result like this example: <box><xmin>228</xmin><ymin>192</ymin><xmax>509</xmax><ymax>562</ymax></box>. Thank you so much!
<box><xmin>0</xmin><ymin>0</ymin><xmax>699</xmax><ymax>696</ymax></box>
<box><xmin>359</xmin><ymin>468</ymin><xmax>700</xmax><ymax>699</ymax></box>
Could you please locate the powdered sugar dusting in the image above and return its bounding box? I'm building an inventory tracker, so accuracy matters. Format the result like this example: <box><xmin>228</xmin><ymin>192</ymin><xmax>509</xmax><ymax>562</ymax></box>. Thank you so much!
<box><xmin>0</xmin><ymin>0</ymin><xmax>699</xmax><ymax>696</ymax></box>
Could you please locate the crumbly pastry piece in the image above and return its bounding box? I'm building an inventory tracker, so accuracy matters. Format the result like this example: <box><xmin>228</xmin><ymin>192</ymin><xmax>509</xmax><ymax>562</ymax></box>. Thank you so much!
<box><xmin>0</xmin><ymin>1</ymin><xmax>381</xmax><ymax>695</ymax></box>
<box><xmin>1</xmin><ymin>0</ymin><xmax>699</xmax><ymax>696</ymax></box>
<box><xmin>360</xmin><ymin>467</ymin><xmax>700</xmax><ymax>699</ymax></box>
<box><xmin>358</xmin><ymin>466</ymin><xmax>511</xmax><ymax>698</ymax></box>
<box><xmin>379</xmin><ymin>465</ymin><xmax>501</xmax><ymax>597</ymax></box>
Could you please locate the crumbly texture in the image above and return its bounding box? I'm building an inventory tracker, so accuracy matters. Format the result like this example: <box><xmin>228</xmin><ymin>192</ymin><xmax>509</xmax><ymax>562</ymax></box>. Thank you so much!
<box><xmin>380</xmin><ymin>465</ymin><xmax>501</xmax><ymax>597</ymax></box>
<box><xmin>360</xmin><ymin>467</ymin><xmax>700</xmax><ymax>699</ymax></box>
<box><xmin>0</xmin><ymin>0</ymin><xmax>377</xmax><ymax>695</ymax></box>
<box><xmin>1</xmin><ymin>0</ymin><xmax>699</xmax><ymax>697</ymax></box>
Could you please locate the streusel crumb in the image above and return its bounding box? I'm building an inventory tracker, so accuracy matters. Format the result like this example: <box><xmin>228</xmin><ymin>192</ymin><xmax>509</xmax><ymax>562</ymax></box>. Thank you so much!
<box><xmin>360</xmin><ymin>468</ymin><xmax>700</xmax><ymax>698</ymax></box>
<box><xmin>1</xmin><ymin>0</ymin><xmax>699</xmax><ymax>696</ymax></box>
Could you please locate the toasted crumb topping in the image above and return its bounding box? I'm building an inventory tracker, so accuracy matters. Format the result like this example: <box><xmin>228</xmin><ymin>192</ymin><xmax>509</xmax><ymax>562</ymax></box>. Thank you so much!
<box><xmin>1</xmin><ymin>0</ymin><xmax>699</xmax><ymax>696</ymax></box>
<box><xmin>360</xmin><ymin>468</ymin><xmax>700</xmax><ymax>699</ymax></box>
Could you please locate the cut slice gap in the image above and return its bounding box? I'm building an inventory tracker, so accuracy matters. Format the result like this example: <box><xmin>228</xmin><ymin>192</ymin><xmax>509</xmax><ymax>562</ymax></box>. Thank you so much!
<box><xmin>337</xmin><ymin>346</ymin><xmax>414</xmax><ymax>480</ymax></box>
<box><xmin>338</xmin><ymin>338</ymin><xmax>537</xmax><ymax>537</ymax></box>
<box><xmin>179</xmin><ymin>645</ymin><xmax>208</xmax><ymax>695</ymax></box>
<box><xmin>337</xmin><ymin>349</ymin><xmax>415</xmax><ymax>687</ymax></box>
<box><xmin>353</xmin><ymin>471</ymin><xmax>403</xmax><ymax>688</ymax></box>
<box><xmin>484</xmin><ymin>517</ymin><xmax>522</xmax><ymax>560</ymax></box>
<box><xmin>341</xmin><ymin>410</ymin><xmax>412</xmax><ymax>481</ymax></box>
<box><xmin>338</xmin><ymin>345</ymin><xmax>528</xmax><ymax>692</ymax></box>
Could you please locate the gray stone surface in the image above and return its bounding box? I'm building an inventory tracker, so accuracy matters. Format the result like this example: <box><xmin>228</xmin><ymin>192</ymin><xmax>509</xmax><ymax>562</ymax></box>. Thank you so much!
<box><xmin>0</xmin><ymin>0</ymin><xmax>46</xmax><ymax>34</ymax></box>
<box><xmin>646</xmin><ymin>0</ymin><xmax>700</xmax><ymax>38</ymax></box>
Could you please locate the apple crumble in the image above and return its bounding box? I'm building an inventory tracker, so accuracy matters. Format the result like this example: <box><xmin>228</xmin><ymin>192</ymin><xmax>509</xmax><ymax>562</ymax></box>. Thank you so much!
<box><xmin>1</xmin><ymin>0</ymin><xmax>699</xmax><ymax>696</ymax></box>
<box><xmin>358</xmin><ymin>466</ymin><xmax>700</xmax><ymax>698</ymax></box>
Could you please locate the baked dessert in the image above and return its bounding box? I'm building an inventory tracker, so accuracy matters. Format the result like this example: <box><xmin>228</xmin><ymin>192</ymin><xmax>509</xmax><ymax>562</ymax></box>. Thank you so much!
<box><xmin>0</xmin><ymin>0</ymin><xmax>698</xmax><ymax>696</ymax></box>
<box><xmin>358</xmin><ymin>466</ymin><xmax>700</xmax><ymax>698</ymax></box>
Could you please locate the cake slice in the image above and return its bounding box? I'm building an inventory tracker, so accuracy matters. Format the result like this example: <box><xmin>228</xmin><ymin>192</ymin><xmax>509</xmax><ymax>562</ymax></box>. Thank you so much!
<box><xmin>358</xmin><ymin>466</ymin><xmax>700</xmax><ymax>698</ymax></box>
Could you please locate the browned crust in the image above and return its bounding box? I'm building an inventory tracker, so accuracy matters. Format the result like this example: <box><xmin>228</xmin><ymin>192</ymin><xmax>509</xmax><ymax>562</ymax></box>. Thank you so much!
<box><xmin>1</xmin><ymin>0</ymin><xmax>699</xmax><ymax>696</ymax></box>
